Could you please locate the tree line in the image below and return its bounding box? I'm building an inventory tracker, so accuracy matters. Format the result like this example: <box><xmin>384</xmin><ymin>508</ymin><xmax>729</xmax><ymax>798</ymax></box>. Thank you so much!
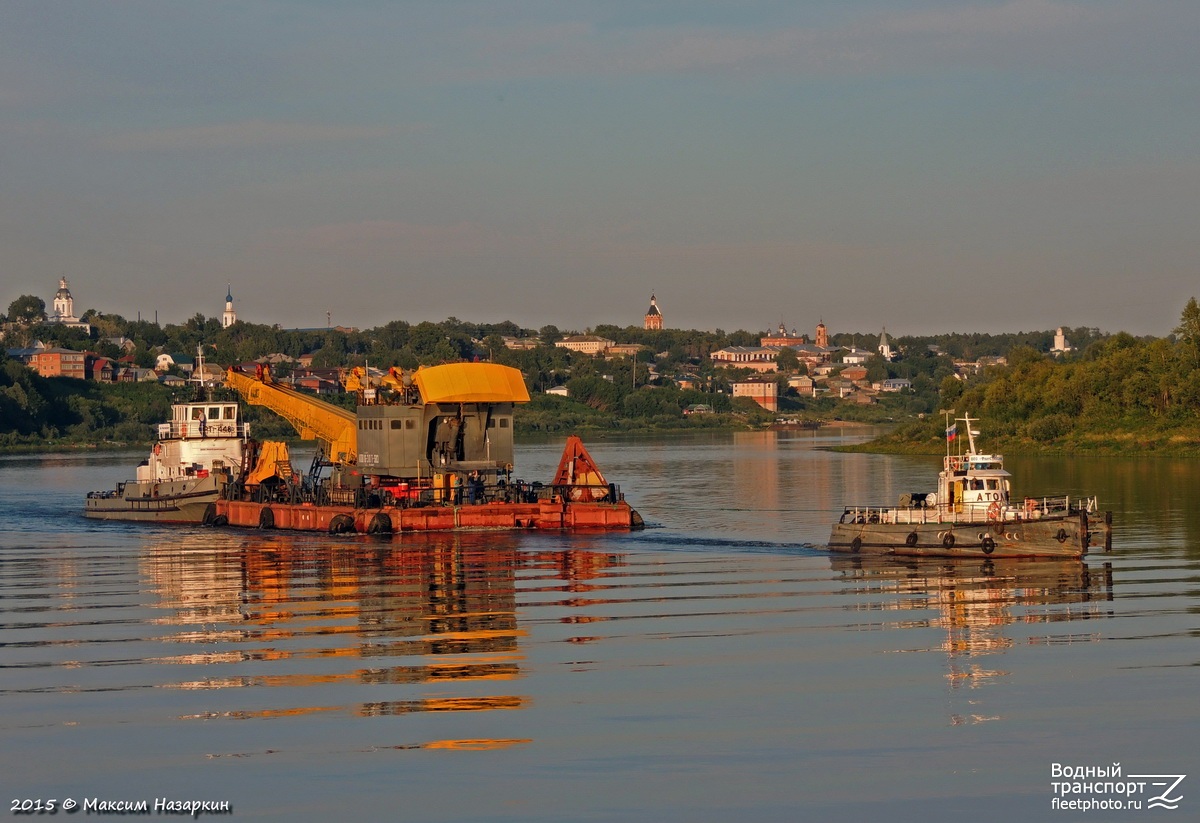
<box><xmin>6</xmin><ymin>290</ymin><xmax>1197</xmax><ymax>450</ymax></box>
<box><xmin>875</xmin><ymin>299</ymin><xmax>1200</xmax><ymax>453</ymax></box>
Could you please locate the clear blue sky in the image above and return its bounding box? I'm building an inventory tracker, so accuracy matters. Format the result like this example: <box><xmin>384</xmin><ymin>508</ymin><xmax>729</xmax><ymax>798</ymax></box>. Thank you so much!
<box><xmin>2</xmin><ymin>1</ymin><xmax>1196</xmax><ymax>337</ymax></box>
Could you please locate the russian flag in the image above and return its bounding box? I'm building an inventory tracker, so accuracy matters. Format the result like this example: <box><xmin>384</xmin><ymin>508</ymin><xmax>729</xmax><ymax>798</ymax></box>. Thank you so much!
<box><xmin>946</xmin><ymin>423</ymin><xmax>957</xmax><ymax>442</ymax></box>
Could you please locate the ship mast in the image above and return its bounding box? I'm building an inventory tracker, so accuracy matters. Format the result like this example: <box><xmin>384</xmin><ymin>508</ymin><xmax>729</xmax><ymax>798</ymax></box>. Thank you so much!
<box><xmin>962</xmin><ymin>413</ymin><xmax>980</xmax><ymax>455</ymax></box>
<box><xmin>196</xmin><ymin>345</ymin><xmax>207</xmax><ymax>391</ymax></box>
<box><xmin>943</xmin><ymin>410</ymin><xmax>982</xmax><ymax>459</ymax></box>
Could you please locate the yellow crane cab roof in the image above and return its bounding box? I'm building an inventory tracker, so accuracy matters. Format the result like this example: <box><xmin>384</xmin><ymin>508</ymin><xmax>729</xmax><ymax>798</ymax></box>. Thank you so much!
<box><xmin>413</xmin><ymin>363</ymin><xmax>531</xmax><ymax>404</ymax></box>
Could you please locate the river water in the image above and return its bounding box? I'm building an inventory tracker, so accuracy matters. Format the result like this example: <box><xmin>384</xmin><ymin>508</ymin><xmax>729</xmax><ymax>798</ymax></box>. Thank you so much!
<box><xmin>1</xmin><ymin>429</ymin><xmax>1196</xmax><ymax>821</ymax></box>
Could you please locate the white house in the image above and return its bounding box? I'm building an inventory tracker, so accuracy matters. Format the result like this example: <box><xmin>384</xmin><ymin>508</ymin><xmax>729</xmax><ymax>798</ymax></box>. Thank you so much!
<box><xmin>555</xmin><ymin>335</ymin><xmax>614</xmax><ymax>355</ymax></box>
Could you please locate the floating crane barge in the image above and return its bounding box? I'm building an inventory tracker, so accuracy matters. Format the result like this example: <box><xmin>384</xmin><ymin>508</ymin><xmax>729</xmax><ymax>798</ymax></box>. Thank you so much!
<box><xmin>208</xmin><ymin>362</ymin><xmax>642</xmax><ymax>534</ymax></box>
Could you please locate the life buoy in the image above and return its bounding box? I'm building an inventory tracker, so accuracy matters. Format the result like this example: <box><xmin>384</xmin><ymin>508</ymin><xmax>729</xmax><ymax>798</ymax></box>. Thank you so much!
<box><xmin>153</xmin><ymin>443</ymin><xmax>162</xmax><ymax>456</ymax></box>
<box><xmin>981</xmin><ymin>536</ymin><xmax>996</xmax><ymax>554</ymax></box>
<box><xmin>942</xmin><ymin>532</ymin><xmax>956</xmax><ymax>549</ymax></box>
<box><xmin>987</xmin><ymin>501</ymin><xmax>1002</xmax><ymax>521</ymax></box>
<box><xmin>905</xmin><ymin>531</ymin><xmax>919</xmax><ymax>547</ymax></box>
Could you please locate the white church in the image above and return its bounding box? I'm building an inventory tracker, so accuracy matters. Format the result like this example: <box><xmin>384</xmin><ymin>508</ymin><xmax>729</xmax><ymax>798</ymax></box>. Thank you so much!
<box><xmin>48</xmin><ymin>277</ymin><xmax>92</xmax><ymax>332</ymax></box>
<box><xmin>42</xmin><ymin>277</ymin><xmax>239</xmax><ymax>332</ymax></box>
<box><xmin>222</xmin><ymin>284</ymin><xmax>237</xmax><ymax>328</ymax></box>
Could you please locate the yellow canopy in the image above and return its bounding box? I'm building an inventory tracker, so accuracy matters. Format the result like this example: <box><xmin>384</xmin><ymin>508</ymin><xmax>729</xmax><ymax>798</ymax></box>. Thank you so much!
<box><xmin>413</xmin><ymin>363</ymin><xmax>530</xmax><ymax>404</ymax></box>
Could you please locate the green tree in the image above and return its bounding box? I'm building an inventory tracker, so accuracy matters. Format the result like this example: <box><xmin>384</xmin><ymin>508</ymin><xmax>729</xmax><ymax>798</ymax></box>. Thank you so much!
<box><xmin>775</xmin><ymin>347</ymin><xmax>800</xmax><ymax>373</ymax></box>
<box><xmin>567</xmin><ymin>375</ymin><xmax>623</xmax><ymax>412</ymax></box>
<box><xmin>864</xmin><ymin>356</ymin><xmax>890</xmax><ymax>383</ymax></box>
<box><xmin>7</xmin><ymin>295</ymin><xmax>46</xmax><ymax>324</ymax></box>
<box><xmin>481</xmin><ymin>333</ymin><xmax>508</xmax><ymax>363</ymax></box>
<box><xmin>1174</xmin><ymin>296</ymin><xmax>1200</xmax><ymax>368</ymax></box>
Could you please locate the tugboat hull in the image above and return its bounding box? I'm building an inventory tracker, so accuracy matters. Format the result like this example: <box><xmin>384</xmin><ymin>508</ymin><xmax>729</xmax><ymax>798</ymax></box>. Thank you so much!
<box><xmin>829</xmin><ymin>512</ymin><xmax>1096</xmax><ymax>559</ymax></box>
<box><xmin>85</xmin><ymin>475</ymin><xmax>225</xmax><ymax>524</ymax></box>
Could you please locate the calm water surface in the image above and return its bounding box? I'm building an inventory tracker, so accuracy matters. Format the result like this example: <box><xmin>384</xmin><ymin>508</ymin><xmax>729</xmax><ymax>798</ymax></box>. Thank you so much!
<box><xmin>1</xmin><ymin>429</ymin><xmax>1196</xmax><ymax>822</ymax></box>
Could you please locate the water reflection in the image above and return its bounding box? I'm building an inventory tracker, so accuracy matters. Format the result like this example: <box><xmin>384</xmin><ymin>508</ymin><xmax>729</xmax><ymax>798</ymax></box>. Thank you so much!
<box><xmin>829</xmin><ymin>555</ymin><xmax>1114</xmax><ymax>723</ymax></box>
<box><xmin>142</xmin><ymin>535</ymin><xmax>624</xmax><ymax>728</ymax></box>
<box><xmin>5</xmin><ymin>441</ymin><xmax>1198</xmax><ymax>820</ymax></box>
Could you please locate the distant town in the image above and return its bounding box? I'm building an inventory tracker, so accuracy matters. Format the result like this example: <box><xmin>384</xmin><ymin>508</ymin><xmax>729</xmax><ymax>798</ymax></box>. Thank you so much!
<box><xmin>3</xmin><ymin>277</ymin><xmax>1103</xmax><ymax>428</ymax></box>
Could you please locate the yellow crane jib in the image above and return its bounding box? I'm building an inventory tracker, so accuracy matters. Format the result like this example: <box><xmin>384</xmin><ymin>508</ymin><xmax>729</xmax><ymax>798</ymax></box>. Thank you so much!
<box><xmin>224</xmin><ymin>367</ymin><xmax>358</xmax><ymax>464</ymax></box>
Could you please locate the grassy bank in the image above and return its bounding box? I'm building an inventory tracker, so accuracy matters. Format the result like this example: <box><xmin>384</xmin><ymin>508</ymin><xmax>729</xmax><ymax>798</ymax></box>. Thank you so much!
<box><xmin>839</xmin><ymin>417</ymin><xmax>1200</xmax><ymax>457</ymax></box>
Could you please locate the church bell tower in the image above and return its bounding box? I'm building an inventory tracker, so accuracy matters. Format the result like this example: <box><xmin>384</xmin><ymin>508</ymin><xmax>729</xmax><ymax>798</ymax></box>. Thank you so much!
<box><xmin>222</xmin><ymin>285</ymin><xmax>237</xmax><ymax>328</ymax></box>
<box><xmin>643</xmin><ymin>294</ymin><xmax>663</xmax><ymax>330</ymax></box>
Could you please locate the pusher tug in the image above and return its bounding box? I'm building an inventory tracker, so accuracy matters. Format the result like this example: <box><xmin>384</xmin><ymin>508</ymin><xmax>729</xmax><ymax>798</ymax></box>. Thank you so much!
<box><xmin>85</xmin><ymin>352</ymin><xmax>248</xmax><ymax>523</ymax></box>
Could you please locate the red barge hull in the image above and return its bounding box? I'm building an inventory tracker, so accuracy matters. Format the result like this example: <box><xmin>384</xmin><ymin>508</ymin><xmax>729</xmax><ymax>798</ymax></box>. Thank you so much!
<box><xmin>214</xmin><ymin>498</ymin><xmax>642</xmax><ymax>534</ymax></box>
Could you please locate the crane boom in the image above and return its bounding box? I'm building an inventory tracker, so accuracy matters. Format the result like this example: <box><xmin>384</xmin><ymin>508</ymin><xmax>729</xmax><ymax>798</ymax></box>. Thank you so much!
<box><xmin>224</xmin><ymin>368</ymin><xmax>358</xmax><ymax>464</ymax></box>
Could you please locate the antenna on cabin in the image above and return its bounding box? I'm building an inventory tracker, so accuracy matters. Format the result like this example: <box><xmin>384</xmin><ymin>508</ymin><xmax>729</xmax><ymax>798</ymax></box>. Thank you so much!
<box><xmin>195</xmin><ymin>344</ymin><xmax>207</xmax><ymax>392</ymax></box>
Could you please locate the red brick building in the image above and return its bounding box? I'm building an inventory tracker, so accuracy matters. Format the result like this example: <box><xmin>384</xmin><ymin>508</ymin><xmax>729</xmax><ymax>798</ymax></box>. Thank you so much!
<box><xmin>30</xmin><ymin>347</ymin><xmax>86</xmax><ymax>379</ymax></box>
<box><xmin>732</xmin><ymin>378</ymin><xmax>779</xmax><ymax>412</ymax></box>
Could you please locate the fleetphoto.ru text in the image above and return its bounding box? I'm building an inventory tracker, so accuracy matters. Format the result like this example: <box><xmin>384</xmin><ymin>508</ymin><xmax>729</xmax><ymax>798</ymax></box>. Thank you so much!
<box><xmin>1050</xmin><ymin>763</ymin><xmax>1186</xmax><ymax>813</ymax></box>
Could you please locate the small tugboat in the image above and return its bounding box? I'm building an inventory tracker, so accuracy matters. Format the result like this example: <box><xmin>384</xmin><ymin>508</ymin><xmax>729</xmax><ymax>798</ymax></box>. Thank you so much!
<box><xmin>828</xmin><ymin>413</ymin><xmax>1111</xmax><ymax>558</ymax></box>
<box><xmin>85</xmin><ymin>353</ymin><xmax>249</xmax><ymax>523</ymax></box>
<box><xmin>206</xmin><ymin>361</ymin><xmax>642</xmax><ymax>534</ymax></box>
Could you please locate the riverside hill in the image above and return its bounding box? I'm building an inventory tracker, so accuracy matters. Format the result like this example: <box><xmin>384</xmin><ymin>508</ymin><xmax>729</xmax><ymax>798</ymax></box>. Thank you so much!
<box><xmin>4</xmin><ymin>302</ymin><xmax>1200</xmax><ymax>454</ymax></box>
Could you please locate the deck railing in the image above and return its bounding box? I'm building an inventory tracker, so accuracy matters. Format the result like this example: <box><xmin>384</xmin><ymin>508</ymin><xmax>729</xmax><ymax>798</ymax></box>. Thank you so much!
<box><xmin>158</xmin><ymin>421</ymin><xmax>250</xmax><ymax>440</ymax></box>
<box><xmin>838</xmin><ymin>495</ymin><xmax>1098</xmax><ymax>526</ymax></box>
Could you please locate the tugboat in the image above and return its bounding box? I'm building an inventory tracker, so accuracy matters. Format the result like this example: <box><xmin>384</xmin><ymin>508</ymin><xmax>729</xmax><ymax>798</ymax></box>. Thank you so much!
<box><xmin>85</xmin><ymin>353</ymin><xmax>250</xmax><ymax>523</ymax></box>
<box><xmin>828</xmin><ymin>413</ymin><xmax>1111</xmax><ymax>559</ymax></box>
